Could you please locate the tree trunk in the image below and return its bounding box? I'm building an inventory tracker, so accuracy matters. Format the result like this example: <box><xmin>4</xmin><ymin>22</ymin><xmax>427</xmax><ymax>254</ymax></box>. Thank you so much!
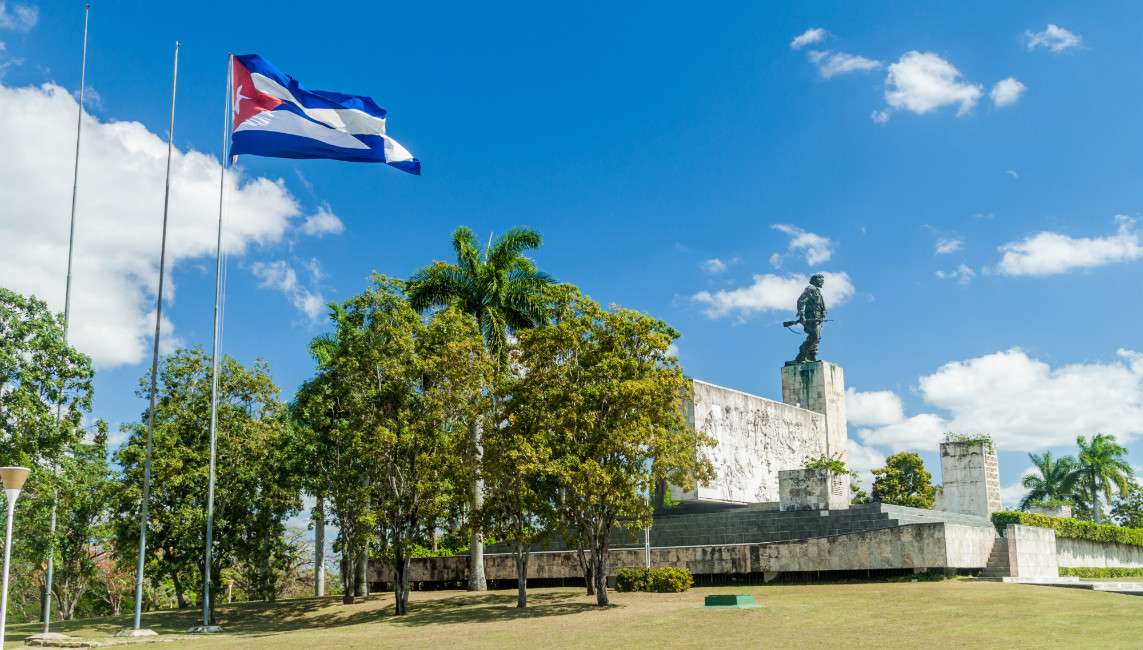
<box><xmin>314</xmin><ymin>497</ymin><xmax>326</xmax><ymax>597</ymax></box>
<box><xmin>356</xmin><ymin>547</ymin><xmax>370</xmax><ymax>597</ymax></box>
<box><xmin>469</xmin><ymin>417</ymin><xmax>488</xmax><ymax>591</ymax></box>
<box><xmin>1092</xmin><ymin>481</ymin><xmax>1102</xmax><ymax>523</ymax></box>
<box><xmin>392</xmin><ymin>554</ymin><xmax>411</xmax><ymax>615</ymax></box>
<box><xmin>514</xmin><ymin>540</ymin><xmax>528</xmax><ymax>608</ymax></box>
<box><xmin>592</xmin><ymin>544</ymin><xmax>609</xmax><ymax>607</ymax></box>
<box><xmin>171</xmin><ymin>570</ymin><xmax>188</xmax><ymax>609</ymax></box>
<box><xmin>577</xmin><ymin>546</ymin><xmax>594</xmax><ymax>595</ymax></box>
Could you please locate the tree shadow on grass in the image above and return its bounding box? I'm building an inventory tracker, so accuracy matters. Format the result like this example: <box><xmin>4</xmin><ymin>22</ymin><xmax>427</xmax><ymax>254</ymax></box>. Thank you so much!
<box><xmin>389</xmin><ymin>591</ymin><xmax>602</xmax><ymax>627</ymax></box>
<box><xmin>6</xmin><ymin>591</ymin><xmax>608</xmax><ymax>641</ymax></box>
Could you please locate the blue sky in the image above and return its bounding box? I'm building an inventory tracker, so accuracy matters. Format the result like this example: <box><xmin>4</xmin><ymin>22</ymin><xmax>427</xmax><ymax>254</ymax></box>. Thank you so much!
<box><xmin>3</xmin><ymin>1</ymin><xmax>1143</xmax><ymax>505</ymax></box>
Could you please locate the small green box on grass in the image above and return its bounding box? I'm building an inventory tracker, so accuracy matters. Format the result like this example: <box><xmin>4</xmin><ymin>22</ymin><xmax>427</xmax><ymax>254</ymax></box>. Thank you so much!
<box><xmin>704</xmin><ymin>594</ymin><xmax>760</xmax><ymax>608</ymax></box>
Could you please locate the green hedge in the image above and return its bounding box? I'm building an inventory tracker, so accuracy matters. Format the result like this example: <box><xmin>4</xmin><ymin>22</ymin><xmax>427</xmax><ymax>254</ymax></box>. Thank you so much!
<box><xmin>991</xmin><ymin>511</ymin><xmax>1143</xmax><ymax>548</ymax></box>
<box><xmin>1060</xmin><ymin>567</ymin><xmax>1143</xmax><ymax>578</ymax></box>
<box><xmin>615</xmin><ymin>567</ymin><xmax>694</xmax><ymax>593</ymax></box>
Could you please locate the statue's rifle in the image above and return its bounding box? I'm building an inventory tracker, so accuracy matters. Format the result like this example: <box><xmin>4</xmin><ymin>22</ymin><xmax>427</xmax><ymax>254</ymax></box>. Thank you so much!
<box><xmin>781</xmin><ymin>317</ymin><xmax>832</xmax><ymax>334</ymax></box>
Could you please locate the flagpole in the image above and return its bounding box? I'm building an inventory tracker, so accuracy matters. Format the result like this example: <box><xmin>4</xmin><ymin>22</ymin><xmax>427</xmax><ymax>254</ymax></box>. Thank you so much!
<box><xmin>43</xmin><ymin>3</ymin><xmax>90</xmax><ymax>634</ymax></box>
<box><xmin>131</xmin><ymin>40</ymin><xmax>178</xmax><ymax>635</ymax></box>
<box><xmin>199</xmin><ymin>52</ymin><xmax>232</xmax><ymax>632</ymax></box>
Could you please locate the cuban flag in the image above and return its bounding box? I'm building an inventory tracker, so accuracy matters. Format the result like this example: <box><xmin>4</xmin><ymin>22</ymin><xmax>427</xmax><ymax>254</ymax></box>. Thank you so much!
<box><xmin>230</xmin><ymin>54</ymin><xmax>420</xmax><ymax>175</ymax></box>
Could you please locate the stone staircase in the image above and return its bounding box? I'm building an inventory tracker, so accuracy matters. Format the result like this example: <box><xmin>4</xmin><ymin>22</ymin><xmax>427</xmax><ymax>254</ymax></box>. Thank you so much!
<box><xmin>515</xmin><ymin>502</ymin><xmax>995</xmax><ymax>553</ymax></box>
<box><xmin>981</xmin><ymin>538</ymin><xmax>1010</xmax><ymax>578</ymax></box>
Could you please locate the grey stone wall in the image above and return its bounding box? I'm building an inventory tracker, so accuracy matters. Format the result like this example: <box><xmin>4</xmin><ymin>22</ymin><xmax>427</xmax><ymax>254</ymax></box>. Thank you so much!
<box><xmin>778</xmin><ymin>468</ymin><xmax>850</xmax><ymax>511</ymax></box>
<box><xmin>944</xmin><ymin>523</ymin><xmax>1000</xmax><ymax>567</ymax></box>
<box><xmin>671</xmin><ymin>379</ymin><xmax>829</xmax><ymax>503</ymax></box>
<box><xmin>938</xmin><ymin>442</ymin><xmax>1001</xmax><ymax>519</ymax></box>
<box><xmin>1006</xmin><ymin>524</ymin><xmax>1059</xmax><ymax>578</ymax></box>
<box><xmin>370</xmin><ymin>522</ymin><xmax>996</xmax><ymax>583</ymax></box>
<box><xmin>1055</xmin><ymin>537</ymin><xmax>1143</xmax><ymax>569</ymax></box>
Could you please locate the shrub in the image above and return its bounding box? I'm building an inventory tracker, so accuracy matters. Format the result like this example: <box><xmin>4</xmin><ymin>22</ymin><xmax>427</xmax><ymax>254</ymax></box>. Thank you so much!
<box><xmin>803</xmin><ymin>454</ymin><xmax>856</xmax><ymax>478</ymax></box>
<box><xmin>992</xmin><ymin>511</ymin><xmax>1143</xmax><ymax>547</ymax></box>
<box><xmin>1059</xmin><ymin>567</ymin><xmax>1143</xmax><ymax>578</ymax></box>
<box><xmin>943</xmin><ymin>432</ymin><xmax>994</xmax><ymax>452</ymax></box>
<box><xmin>615</xmin><ymin>567</ymin><xmax>693</xmax><ymax>593</ymax></box>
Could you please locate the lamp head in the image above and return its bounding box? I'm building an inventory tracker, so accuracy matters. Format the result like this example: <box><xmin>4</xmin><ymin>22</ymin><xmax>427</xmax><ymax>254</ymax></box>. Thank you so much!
<box><xmin>0</xmin><ymin>467</ymin><xmax>30</xmax><ymax>492</ymax></box>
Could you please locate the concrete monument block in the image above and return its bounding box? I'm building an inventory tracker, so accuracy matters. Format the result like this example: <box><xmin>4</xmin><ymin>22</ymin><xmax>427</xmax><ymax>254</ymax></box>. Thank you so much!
<box><xmin>781</xmin><ymin>361</ymin><xmax>847</xmax><ymax>462</ymax></box>
<box><xmin>778</xmin><ymin>468</ymin><xmax>850</xmax><ymax>511</ymax></box>
<box><xmin>1006</xmin><ymin>524</ymin><xmax>1058</xmax><ymax>578</ymax></box>
<box><xmin>938</xmin><ymin>441</ymin><xmax>1000</xmax><ymax>519</ymax></box>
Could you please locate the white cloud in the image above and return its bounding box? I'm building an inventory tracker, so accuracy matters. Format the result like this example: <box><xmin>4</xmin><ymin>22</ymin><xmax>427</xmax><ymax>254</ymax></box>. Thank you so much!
<box><xmin>935</xmin><ymin>238</ymin><xmax>962</xmax><ymax>255</ymax></box>
<box><xmin>1006</xmin><ymin>169</ymin><xmax>1019</xmax><ymax>180</ymax></box>
<box><xmin>251</xmin><ymin>259</ymin><xmax>327</xmax><ymax>321</ymax></box>
<box><xmin>859</xmin><ymin>413</ymin><xmax>948</xmax><ymax>451</ymax></box>
<box><xmin>692</xmin><ymin>271</ymin><xmax>854</xmax><ymax>319</ymax></box>
<box><xmin>846</xmin><ymin>388</ymin><xmax>905</xmax><ymax>427</ymax></box>
<box><xmin>790</xmin><ymin>28</ymin><xmax>827</xmax><ymax>50</ymax></box>
<box><xmin>871</xmin><ymin>109</ymin><xmax>890</xmax><ymax>124</ymax></box>
<box><xmin>847</xmin><ymin>439</ymin><xmax>887</xmax><ymax>485</ymax></box>
<box><xmin>0</xmin><ymin>2</ymin><xmax>36</xmax><ymax>32</ymax></box>
<box><xmin>768</xmin><ymin>252</ymin><xmax>783</xmax><ymax>269</ymax></box>
<box><xmin>700</xmin><ymin>258</ymin><xmax>727</xmax><ymax>274</ymax></box>
<box><xmin>1026</xmin><ymin>24</ymin><xmax>1081</xmax><ymax>53</ymax></box>
<box><xmin>996</xmin><ymin>215</ymin><xmax>1143</xmax><ymax>277</ymax></box>
<box><xmin>808</xmin><ymin>50</ymin><xmax>881</xmax><ymax>79</ymax></box>
<box><xmin>999</xmin><ymin>466</ymin><xmax>1037</xmax><ymax>509</ymax></box>
<box><xmin>935</xmin><ymin>264</ymin><xmax>975</xmax><ymax>285</ymax></box>
<box><xmin>857</xmin><ymin>348</ymin><xmax>1143</xmax><ymax>452</ymax></box>
<box><xmin>772</xmin><ymin>224</ymin><xmax>834</xmax><ymax>265</ymax></box>
<box><xmin>882</xmin><ymin>51</ymin><xmax>982</xmax><ymax>118</ymax></box>
<box><xmin>990</xmin><ymin>78</ymin><xmax>1026</xmax><ymax>108</ymax></box>
<box><xmin>300</xmin><ymin>205</ymin><xmax>344</xmax><ymax>237</ymax></box>
<box><xmin>0</xmin><ymin>82</ymin><xmax>303</xmax><ymax>367</ymax></box>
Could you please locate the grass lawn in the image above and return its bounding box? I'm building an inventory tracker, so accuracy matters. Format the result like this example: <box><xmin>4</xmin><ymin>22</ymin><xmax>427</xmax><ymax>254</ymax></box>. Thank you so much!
<box><xmin>6</xmin><ymin>580</ymin><xmax>1142</xmax><ymax>649</ymax></box>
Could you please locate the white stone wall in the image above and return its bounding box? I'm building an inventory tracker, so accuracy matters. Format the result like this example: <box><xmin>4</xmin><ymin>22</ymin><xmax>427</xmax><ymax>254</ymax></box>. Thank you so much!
<box><xmin>1006</xmin><ymin>525</ymin><xmax>1059</xmax><ymax>578</ymax></box>
<box><xmin>673</xmin><ymin>379</ymin><xmax>828</xmax><ymax>503</ymax></box>
<box><xmin>938</xmin><ymin>442</ymin><xmax>1001</xmax><ymax>519</ymax></box>
<box><xmin>1056</xmin><ymin>537</ymin><xmax>1143</xmax><ymax>568</ymax></box>
<box><xmin>943</xmin><ymin>524</ymin><xmax>999</xmax><ymax>568</ymax></box>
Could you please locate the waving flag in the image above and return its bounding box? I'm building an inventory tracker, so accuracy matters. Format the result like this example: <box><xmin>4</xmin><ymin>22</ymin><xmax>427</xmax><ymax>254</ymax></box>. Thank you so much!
<box><xmin>230</xmin><ymin>54</ymin><xmax>420</xmax><ymax>175</ymax></box>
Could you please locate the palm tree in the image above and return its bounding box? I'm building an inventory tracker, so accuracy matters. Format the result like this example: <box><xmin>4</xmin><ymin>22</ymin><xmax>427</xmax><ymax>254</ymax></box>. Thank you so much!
<box><xmin>1019</xmin><ymin>451</ymin><xmax>1078</xmax><ymax>510</ymax></box>
<box><xmin>406</xmin><ymin>226</ymin><xmax>553</xmax><ymax>590</ymax></box>
<box><xmin>1071</xmin><ymin>434</ymin><xmax>1134</xmax><ymax>523</ymax></box>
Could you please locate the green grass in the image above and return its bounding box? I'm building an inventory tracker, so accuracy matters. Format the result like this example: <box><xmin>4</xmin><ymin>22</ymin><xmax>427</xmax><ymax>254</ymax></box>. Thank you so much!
<box><xmin>6</xmin><ymin>580</ymin><xmax>1142</xmax><ymax>649</ymax></box>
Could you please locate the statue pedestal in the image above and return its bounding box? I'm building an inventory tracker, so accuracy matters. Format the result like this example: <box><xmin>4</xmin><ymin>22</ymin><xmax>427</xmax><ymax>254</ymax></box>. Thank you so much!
<box><xmin>781</xmin><ymin>361</ymin><xmax>847</xmax><ymax>461</ymax></box>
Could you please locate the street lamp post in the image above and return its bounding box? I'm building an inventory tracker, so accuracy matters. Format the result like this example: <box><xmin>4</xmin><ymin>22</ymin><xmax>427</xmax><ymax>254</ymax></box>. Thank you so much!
<box><xmin>0</xmin><ymin>466</ymin><xmax>31</xmax><ymax>648</ymax></box>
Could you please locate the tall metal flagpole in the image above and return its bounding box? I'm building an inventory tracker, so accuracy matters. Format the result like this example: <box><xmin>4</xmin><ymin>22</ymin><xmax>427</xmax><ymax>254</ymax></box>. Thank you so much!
<box><xmin>43</xmin><ymin>3</ymin><xmax>90</xmax><ymax>633</ymax></box>
<box><xmin>131</xmin><ymin>40</ymin><xmax>179</xmax><ymax>634</ymax></box>
<box><xmin>200</xmin><ymin>52</ymin><xmax>232</xmax><ymax>631</ymax></box>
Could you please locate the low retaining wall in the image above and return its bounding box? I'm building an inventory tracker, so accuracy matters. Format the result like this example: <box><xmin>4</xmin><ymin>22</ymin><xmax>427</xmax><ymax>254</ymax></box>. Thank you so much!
<box><xmin>1006</xmin><ymin>524</ymin><xmax>1058</xmax><ymax>578</ymax></box>
<box><xmin>371</xmin><ymin>522</ymin><xmax>997</xmax><ymax>583</ymax></box>
<box><xmin>1056</xmin><ymin>537</ymin><xmax>1143</xmax><ymax>569</ymax></box>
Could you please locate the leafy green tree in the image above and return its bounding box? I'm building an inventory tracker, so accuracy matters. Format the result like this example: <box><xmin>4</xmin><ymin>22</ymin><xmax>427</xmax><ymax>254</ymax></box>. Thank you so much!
<box><xmin>484</xmin><ymin>358</ymin><xmax>558</xmax><ymax>608</ymax></box>
<box><xmin>51</xmin><ymin>422</ymin><xmax>113</xmax><ymax>620</ymax></box>
<box><xmin>1019</xmin><ymin>451</ymin><xmax>1079</xmax><ymax>510</ymax></box>
<box><xmin>0</xmin><ymin>287</ymin><xmax>93</xmax><ymax>466</ymax></box>
<box><xmin>516</xmin><ymin>286</ymin><xmax>714</xmax><ymax>606</ymax></box>
<box><xmin>871</xmin><ymin>452</ymin><xmax>936</xmax><ymax>509</ymax></box>
<box><xmin>1071</xmin><ymin>434</ymin><xmax>1134</xmax><ymax>524</ymax></box>
<box><xmin>407</xmin><ymin>226</ymin><xmax>554</xmax><ymax>591</ymax></box>
<box><xmin>1111</xmin><ymin>481</ymin><xmax>1143</xmax><ymax>528</ymax></box>
<box><xmin>298</xmin><ymin>279</ymin><xmax>486</xmax><ymax>614</ymax></box>
<box><xmin>115</xmin><ymin>349</ymin><xmax>301</xmax><ymax>621</ymax></box>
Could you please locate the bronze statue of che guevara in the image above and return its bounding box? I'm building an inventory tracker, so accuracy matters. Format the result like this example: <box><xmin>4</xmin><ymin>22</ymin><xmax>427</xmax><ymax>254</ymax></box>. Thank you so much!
<box><xmin>783</xmin><ymin>273</ymin><xmax>826</xmax><ymax>365</ymax></box>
